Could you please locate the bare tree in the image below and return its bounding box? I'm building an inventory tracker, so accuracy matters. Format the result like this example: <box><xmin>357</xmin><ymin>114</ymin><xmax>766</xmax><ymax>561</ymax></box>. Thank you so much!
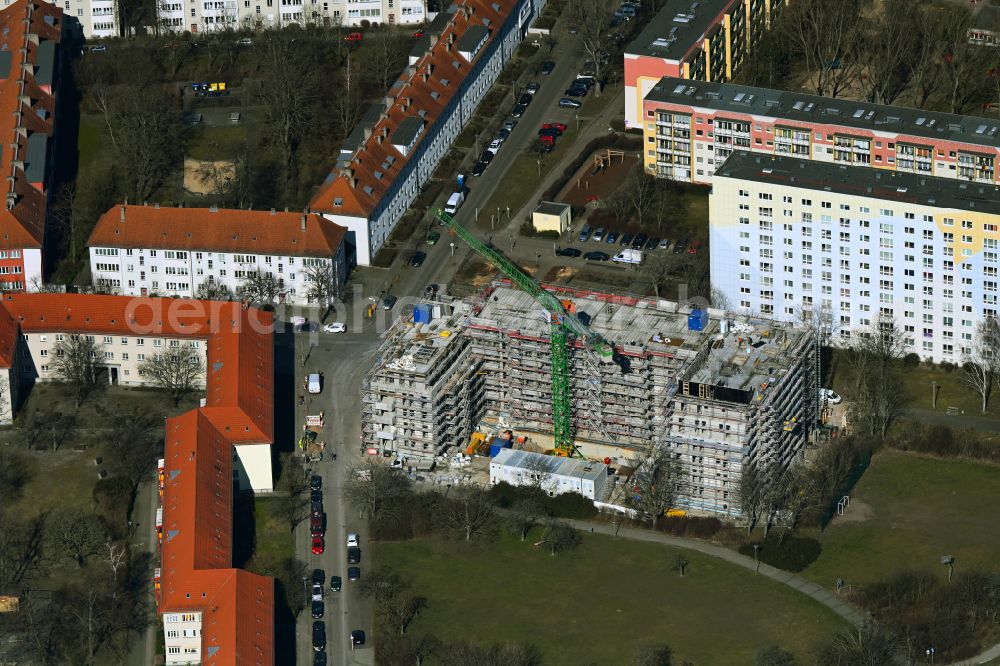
<box><xmin>343</xmin><ymin>459</ymin><xmax>410</xmax><ymax>530</ymax></box>
<box><xmin>960</xmin><ymin>317</ymin><xmax>1000</xmax><ymax>413</ymax></box>
<box><xmin>361</xmin><ymin>568</ymin><xmax>427</xmax><ymax>636</ymax></box>
<box><xmin>734</xmin><ymin>460</ymin><xmax>766</xmax><ymax>535</ymax></box>
<box><xmin>139</xmin><ymin>345</ymin><xmax>204</xmax><ymax>406</ymax></box>
<box><xmin>49</xmin><ymin>335</ymin><xmax>101</xmax><ymax>408</ymax></box>
<box><xmin>567</xmin><ymin>0</ymin><xmax>616</xmax><ymax>91</ymax></box>
<box><xmin>274</xmin><ymin>493</ymin><xmax>310</xmax><ymax>533</ymax></box>
<box><xmin>95</xmin><ymin>404</ymin><xmax>161</xmax><ymax>486</ymax></box>
<box><xmin>846</xmin><ymin>315</ymin><xmax>906</xmax><ymax>439</ymax></box>
<box><xmin>334</xmin><ymin>49</ymin><xmax>364</xmax><ymax>135</ymax></box>
<box><xmin>815</xmin><ymin>621</ymin><xmax>901</xmax><ymax>666</ymax></box>
<box><xmin>855</xmin><ymin>0</ymin><xmax>916</xmax><ymax>105</ymax></box>
<box><xmin>237</xmin><ymin>268</ymin><xmax>281</xmax><ymax>305</ymax></box>
<box><xmin>642</xmin><ymin>251</ymin><xmax>676</xmax><ymax>299</ymax></box>
<box><xmin>755</xmin><ymin>645</ymin><xmax>797</xmax><ymax>666</ymax></box>
<box><xmin>195</xmin><ymin>279</ymin><xmax>235</xmax><ymax>301</ymax></box>
<box><xmin>508</xmin><ymin>497</ymin><xmax>544</xmax><ymax>541</ymax></box>
<box><xmin>633</xmin><ymin>643</ymin><xmax>673</xmax><ymax>666</ymax></box>
<box><xmin>909</xmin><ymin>5</ymin><xmax>951</xmax><ymax>109</ymax></box>
<box><xmin>541</xmin><ymin>519</ymin><xmax>581</xmax><ymax>556</ymax></box>
<box><xmin>443</xmin><ymin>489</ymin><xmax>496</xmax><ymax>542</ymax></box>
<box><xmin>781</xmin><ymin>0</ymin><xmax>863</xmax><ymax>97</ymax></box>
<box><xmin>625</xmin><ymin>166</ymin><xmax>658</xmax><ymax>226</ymax></box>
<box><xmin>365</xmin><ymin>31</ymin><xmax>407</xmax><ymax>91</ymax></box>
<box><xmin>671</xmin><ymin>554</ymin><xmax>688</xmax><ymax>578</ymax></box>
<box><xmin>0</xmin><ymin>513</ymin><xmax>43</xmax><ymax>585</ymax></box>
<box><xmin>45</xmin><ymin>508</ymin><xmax>108</xmax><ymax>568</ymax></box>
<box><xmin>625</xmin><ymin>447</ymin><xmax>681</xmax><ymax>526</ymax></box>
<box><xmin>304</xmin><ymin>261</ymin><xmax>341</xmax><ymax>321</ymax></box>
<box><xmin>939</xmin><ymin>7</ymin><xmax>991</xmax><ymax>114</ymax></box>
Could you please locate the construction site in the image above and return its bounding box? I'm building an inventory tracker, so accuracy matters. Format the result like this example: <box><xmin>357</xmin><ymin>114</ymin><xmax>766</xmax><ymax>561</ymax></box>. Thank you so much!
<box><xmin>362</xmin><ymin>281</ymin><xmax>816</xmax><ymax>516</ymax></box>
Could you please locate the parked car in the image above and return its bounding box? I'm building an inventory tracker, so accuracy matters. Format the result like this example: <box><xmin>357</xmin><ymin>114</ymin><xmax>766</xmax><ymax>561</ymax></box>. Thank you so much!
<box><xmin>526</xmin><ymin>82</ymin><xmax>540</xmax><ymax>94</ymax></box>
<box><xmin>578</xmin><ymin>225</ymin><xmax>592</xmax><ymax>242</ymax></box>
<box><xmin>564</xmin><ymin>85</ymin><xmax>588</xmax><ymax>98</ymax></box>
<box><xmin>322</xmin><ymin>322</ymin><xmax>345</xmax><ymax>333</ymax></box>
<box><xmin>820</xmin><ymin>388</ymin><xmax>843</xmax><ymax>404</ymax></box>
<box><xmin>310</xmin><ymin>475</ymin><xmax>322</xmax><ymax>491</ymax></box>
<box><xmin>413</xmin><ymin>30</ymin><xmax>425</xmax><ymax>37</ymax></box>
<box><xmin>511</xmin><ymin>104</ymin><xmax>528</xmax><ymax>117</ymax></box>
<box><xmin>479</xmin><ymin>150</ymin><xmax>494</xmax><ymax>164</ymax></box>
<box><xmin>311</xmin><ymin>536</ymin><xmax>325</xmax><ymax>555</ymax></box>
<box><xmin>592</xmin><ymin>227</ymin><xmax>606</xmax><ymax>242</ymax></box>
<box><xmin>351</xmin><ymin>630</ymin><xmax>366</xmax><ymax>647</ymax></box>
<box><xmin>347</xmin><ymin>567</ymin><xmax>361</xmax><ymax>581</ymax></box>
<box><xmin>310</xmin><ymin>513</ymin><xmax>324</xmax><ymax>537</ymax></box>
<box><xmin>312</xmin><ymin>621</ymin><xmax>326</xmax><ymax>652</ymax></box>
<box><xmin>347</xmin><ymin>533</ymin><xmax>359</xmax><ymax>548</ymax></box>
<box><xmin>347</xmin><ymin>547</ymin><xmax>361</xmax><ymax>564</ymax></box>
<box><xmin>540</xmin><ymin>60</ymin><xmax>556</xmax><ymax>75</ymax></box>
<box><xmin>382</xmin><ymin>294</ymin><xmax>397</xmax><ymax>310</ymax></box>
<box><xmin>471</xmin><ymin>160</ymin><xmax>488</xmax><ymax>177</ymax></box>
<box><xmin>605</xmin><ymin>230</ymin><xmax>620</xmax><ymax>244</ymax></box>
<box><xmin>311</xmin><ymin>500</ymin><xmax>323</xmax><ymax>516</ymax></box>
<box><xmin>620</xmin><ymin>233</ymin><xmax>633</xmax><ymax>247</ymax></box>
<box><xmin>541</xmin><ymin>122</ymin><xmax>567</xmax><ymax>134</ymax></box>
<box><xmin>497</xmin><ymin>128</ymin><xmax>511</xmax><ymax>141</ymax></box>
<box><xmin>584</xmin><ymin>251</ymin><xmax>610</xmax><ymax>261</ymax></box>
<box><xmin>424</xmin><ymin>283</ymin><xmax>439</xmax><ymax>298</ymax></box>
<box><xmin>575</xmin><ymin>76</ymin><xmax>596</xmax><ymax>88</ymax></box>
<box><xmin>559</xmin><ymin>98</ymin><xmax>582</xmax><ymax>108</ymax></box>
<box><xmin>518</xmin><ymin>93</ymin><xmax>533</xmax><ymax>106</ymax></box>
<box><xmin>555</xmin><ymin>247</ymin><xmax>582</xmax><ymax>258</ymax></box>
<box><xmin>312</xmin><ymin>569</ymin><xmax>325</xmax><ymax>585</ymax></box>
<box><xmin>426</xmin><ymin>231</ymin><xmax>440</xmax><ymax>245</ymax></box>
<box><xmin>310</xmin><ymin>489</ymin><xmax>322</xmax><ymax>503</ymax></box>
<box><xmin>311</xmin><ymin>601</ymin><xmax>324</xmax><ymax>619</ymax></box>
<box><xmin>645</xmin><ymin>236</ymin><xmax>660</xmax><ymax>250</ymax></box>
<box><xmin>687</xmin><ymin>239</ymin><xmax>701</xmax><ymax>254</ymax></box>
<box><xmin>330</xmin><ymin>575</ymin><xmax>342</xmax><ymax>592</ymax></box>
<box><xmin>538</xmin><ymin>128</ymin><xmax>560</xmax><ymax>138</ymax></box>
<box><xmin>658</xmin><ymin>238</ymin><xmax>671</xmax><ymax>250</ymax></box>
<box><xmin>408</xmin><ymin>252</ymin><xmax>426</xmax><ymax>267</ymax></box>
<box><xmin>343</xmin><ymin>32</ymin><xmax>362</xmax><ymax>42</ymax></box>
<box><xmin>487</xmin><ymin>138</ymin><xmax>503</xmax><ymax>153</ymax></box>
<box><xmin>313</xmin><ymin>651</ymin><xmax>327</xmax><ymax>666</ymax></box>
<box><xmin>673</xmin><ymin>236</ymin><xmax>689</xmax><ymax>254</ymax></box>
<box><xmin>632</xmin><ymin>233</ymin><xmax>648</xmax><ymax>249</ymax></box>
<box><xmin>502</xmin><ymin>118</ymin><xmax>518</xmax><ymax>131</ymax></box>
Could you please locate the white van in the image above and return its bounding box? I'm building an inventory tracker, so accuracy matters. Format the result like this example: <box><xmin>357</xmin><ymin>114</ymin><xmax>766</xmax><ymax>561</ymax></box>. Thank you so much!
<box><xmin>307</xmin><ymin>373</ymin><xmax>322</xmax><ymax>394</ymax></box>
<box><xmin>612</xmin><ymin>249</ymin><xmax>643</xmax><ymax>265</ymax></box>
<box><xmin>444</xmin><ymin>191</ymin><xmax>465</xmax><ymax>215</ymax></box>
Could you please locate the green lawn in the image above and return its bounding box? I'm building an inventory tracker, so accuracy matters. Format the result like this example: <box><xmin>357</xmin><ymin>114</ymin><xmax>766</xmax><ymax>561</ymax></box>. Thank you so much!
<box><xmin>799</xmin><ymin>451</ymin><xmax>1000</xmax><ymax>587</ymax></box>
<box><xmin>9</xmin><ymin>453</ymin><xmax>97</xmax><ymax>518</ymax></box>
<box><xmin>78</xmin><ymin>119</ymin><xmax>103</xmax><ymax>168</ymax></box>
<box><xmin>378</xmin><ymin>531</ymin><xmax>846</xmax><ymax>664</ymax></box>
<box><xmin>186</xmin><ymin>125</ymin><xmax>247</xmax><ymax>161</ymax></box>
<box><xmin>252</xmin><ymin>497</ymin><xmax>295</xmax><ymax>565</ymax></box>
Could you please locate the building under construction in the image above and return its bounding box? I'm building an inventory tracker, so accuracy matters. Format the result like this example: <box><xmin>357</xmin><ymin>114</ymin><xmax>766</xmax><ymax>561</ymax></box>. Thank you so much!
<box><xmin>362</xmin><ymin>282</ymin><xmax>815</xmax><ymax>515</ymax></box>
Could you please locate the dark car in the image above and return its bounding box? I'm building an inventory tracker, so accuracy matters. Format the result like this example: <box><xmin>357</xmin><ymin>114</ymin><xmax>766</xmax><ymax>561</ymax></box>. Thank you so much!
<box><xmin>564</xmin><ymin>85</ymin><xmax>588</xmax><ymax>97</ymax></box>
<box><xmin>559</xmin><ymin>98</ymin><xmax>583</xmax><ymax>108</ymax></box>
<box><xmin>511</xmin><ymin>104</ymin><xmax>528</xmax><ymax>117</ymax></box>
<box><xmin>310</xmin><ymin>489</ymin><xmax>322</xmax><ymax>503</ymax></box>
<box><xmin>311</xmin><ymin>600</ymin><xmax>324</xmax><ymax>619</ymax></box>
<box><xmin>424</xmin><ymin>283</ymin><xmax>439</xmax><ymax>298</ymax></box>
<box><xmin>538</xmin><ymin>128</ymin><xmax>560</xmax><ymax>138</ymax></box>
<box><xmin>584</xmin><ymin>251</ymin><xmax>610</xmax><ymax>261</ymax></box>
<box><xmin>673</xmin><ymin>236</ymin><xmax>689</xmax><ymax>254</ymax></box>
<box><xmin>311</xmin><ymin>500</ymin><xmax>323</xmax><ymax>516</ymax></box>
<box><xmin>312</xmin><ymin>621</ymin><xmax>326</xmax><ymax>651</ymax></box>
<box><xmin>479</xmin><ymin>150</ymin><xmax>494</xmax><ymax>164</ymax></box>
<box><xmin>310</xmin><ymin>513</ymin><xmax>325</xmax><ymax>537</ymax></box>
<box><xmin>632</xmin><ymin>233</ymin><xmax>648</xmax><ymax>249</ymax></box>
<box><xmin>312</xmin><ymin>568</ymin><xmax>325</xmax><ymax>585</ymax></box>
<box><xmin>347</xmin><ymin>566</ymin><xmax>361</xmax><ymax>581</ymax></box>
<box><xmin>310</xmin><ymin>475</ymin><xmax>322</xmax><ymax>491</ymax></box>
<box><xmin>576</xmin><ymin>76</ymin><xmax>597</xmax><ymax>88</ymax></box>
<box><xmin>330</xmin><ymin>575</ymin><xmax>342</xmax><ymax>592</ymax></box>
<box><xmin>347</xmin><ymin>547</ymin><xmax>361</xmax><ymax>564</ymax></box>
<box><xmin>645</xmin><ymin>236</ymin><xmax>660</xmax><ymax>250</ymax></box>
<box><xmin>541</xmin><ymin>122</ymin><xmax>567</xmax><ymax>134</ymax></box>
<box><xmin>351</xmin><ymin>630</ymin><xmax>366</xmax><ymax>647</ymax></box>
<box><xmin>605</xmin><ymin>230</ymin><xmax>620</xmax><ymax>244</ymax></box>
<box><xmin>518</xmin><ymin>93</ymin><xmax>533</xmax><ymax>106</ymax></box>
<box><xmin>540</xmin><ymin>60</ymin><xmax>555</xmax><ymax>74</ymax></box>
<box><xmin>382</xmin><ymin>294</ymin><xmax>398</xmax><ymax>310</ymax></box>
<box><xmin>620</xmin><ymin>233</ymin><xmax>633</xmax><ymax>247</ymax></box>
<box><xmin>526</xmin><ymin>82</ymin><xmax>541</xmax><ymax>94</ymax></box>
<box><xmin>555</xmin><ymin>246</ymin><xmax>582</xmax><ymax>258</ymax></box>
<box><xmin>313</xmin><ymin>652</ymin><xmax>327</xmax><ymax>666</ymax></box>
<box><xmin>471</xmin><ymin>160</ymin><xmax>488</xmax><ymax>177</ymax></box>
<box><xmin>408</xmin><ymin>252</ymin><xmax>426</xmax><ymax>267</ymax></box>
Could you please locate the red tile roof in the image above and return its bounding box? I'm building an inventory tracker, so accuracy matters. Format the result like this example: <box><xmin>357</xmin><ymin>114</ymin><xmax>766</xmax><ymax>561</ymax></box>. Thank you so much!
<box><xmin>308</xmin><ymin>0</ymin><xmax>515</xmax><ymax>218</ymax></box>
<box><xmin>0</xmin><ymin>0</ymin><xmax>61</xmax><ymax>251</ymax></box>
<box><xmin>0</xmin><ymin>294</ymin><xmax>275</xmax><ymax>665</ymax></box>
<box><xmin>88</xmin><ymin>205</ymin><xmax>347</xmax><ymax>258</ymax></box>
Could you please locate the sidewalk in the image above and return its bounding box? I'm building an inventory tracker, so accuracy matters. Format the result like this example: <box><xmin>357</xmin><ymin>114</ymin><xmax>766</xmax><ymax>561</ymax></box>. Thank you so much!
<box><xmin>563</xmin><ymin>517</ymin><xmax>868</xmax><ymax>628</ymax></box>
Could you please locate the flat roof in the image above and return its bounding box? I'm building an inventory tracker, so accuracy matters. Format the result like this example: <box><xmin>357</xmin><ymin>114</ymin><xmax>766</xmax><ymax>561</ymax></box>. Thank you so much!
<box><xmin>715</xmin><ymin>150</ymin><xmax>1000</xmax><ymax>217</ymax></box>
<box><xmin>973</xmin><ymin>4</ymin><xmax>1000</xmax><ymax>31</ymax></box>
<box><xmin>626</xmin><ymin>0</ymin><xmax>734</xmax><ymax>61</ymax></box>
<box><xmin>646</xmin><ymin>77</ymin><xmax>1000</xmax><ymax>150</ymax></box>
<box><xmin>534</xmin><ymin>201</ymin><xmax>569</xmax><ymax>216</ymax></box>
<box><xmin>492</xmin><ymin>447</ymin><xmax>607</xmax><ymax>482</ymax></box>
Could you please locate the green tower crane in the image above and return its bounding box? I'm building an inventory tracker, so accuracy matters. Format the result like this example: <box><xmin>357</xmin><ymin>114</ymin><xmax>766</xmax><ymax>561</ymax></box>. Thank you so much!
<box><xmin>431</xmin><ymin>207</ymin><xmax>616</xmax><ymax>457</ymax></box>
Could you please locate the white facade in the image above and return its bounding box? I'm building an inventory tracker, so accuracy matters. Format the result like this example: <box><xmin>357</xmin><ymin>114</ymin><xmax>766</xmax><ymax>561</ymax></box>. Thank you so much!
<box><xmin>711</xmin><ymin>154</ymin><xmax>1000</xmax><ymax>363</ymax></box>
<box><xmin>232</xmin><ymin>442</ymin><xmax>273</xmax><ymax>493</ymax></box>
<box><xmin>490</xmin><ymin>448</ymin><xmax>610</xmax><ymax>501</ymax></box>
<box><xmin>163</xmin><ymin>611</ymin><xmax>203</xmax><ymax>665</ymax></box>
<box><xmin>89</xmin><ymin>247</ymin><xmax>337</xmax><ymax>306</ymax></box>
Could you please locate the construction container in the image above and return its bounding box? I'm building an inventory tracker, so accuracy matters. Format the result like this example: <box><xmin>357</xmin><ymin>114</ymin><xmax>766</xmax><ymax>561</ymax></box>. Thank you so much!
<box><xmin>489</xmin><ymin>437</ymin><xmax>512</xmax><ymax>457</ymax></box>
<box><xmin>414</xmin><ymin>304</ymin><xmax>432</xmax><ymax>324</ymax></box>
<box><xmin>688</xmin><ymin>308</ymin><xmax>708</xmax><ymax>331</ymax></box>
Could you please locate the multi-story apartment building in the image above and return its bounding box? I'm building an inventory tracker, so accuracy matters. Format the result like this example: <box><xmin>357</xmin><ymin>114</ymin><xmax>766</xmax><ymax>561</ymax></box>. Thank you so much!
<box><xmin>364</xmin><ymin>283</ymin><xmax>813</xmax><ymax>515</ymax></box>
<box><xmin>0</xmin><ymin>0</ymin><xmax>62</xmax><ymax>290</ymax></box>
<box><xmin>624</xmin><ymin>0</ymin><xmax>785</xmax><ymax>128</ymax></box>
<box><xmin>969</xmin><ymin>5</ymin><xmax>1000</xmax><ymax>47</ymax></box>
<box><xmin>87</xmin><ymin>205</ymin><xmax>348</xmax><ymax>306</ymax></box>
<box><xmin>711</xmin><ymin>151</ymin><xmax>1000</xmax><ymax>363</ymax></box>
<box><xmin>68</xmin><ymin>0</ymin><xmax>425</xmax><ymax>37</ymax></box>
<box><xmin>642</xmin><ymin>77</ymin><xmax>1000</xmax><ymax>184</ymax></box>
<box><xmin>309</xmin><ymin>0</ymin><xmax>543</xmax><ymax>265</ymax></box>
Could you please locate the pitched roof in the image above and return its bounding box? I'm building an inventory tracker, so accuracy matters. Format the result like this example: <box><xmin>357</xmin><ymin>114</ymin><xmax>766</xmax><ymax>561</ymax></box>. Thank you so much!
<box><xmin>308</xmin><ymin>0</ymin><xmax>515</xmax><ymax>218</ymax></box>
<box><xmin>0</xmin><ymin>0</ymin><xmax>61</xmax><ymax>251</ymax></box>
<box><xmin>88</xmin><ymin>205</ymin><xmax>347</xmax><ymax>258</ymax></box>
<box><xmin>0</xmin><ymin>293</ymin><xmax>275</xmax><ymax>665</ymax></box>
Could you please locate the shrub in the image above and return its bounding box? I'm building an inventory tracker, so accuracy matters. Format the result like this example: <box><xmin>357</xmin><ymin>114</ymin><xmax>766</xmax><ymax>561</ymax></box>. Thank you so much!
<box><xmin>93</xmin><ymin>476</ymin><xmax>136</xmax><ymax>538</ymax></box>
<box><xmin>903</xmin><ymin>352</ymin><xmax>921</xmax><ymax>368</ymax></box>
<box><xmin>487</xmin><ymin>481</ymin><xmax>596</xmax><ymax>519</ymax></box>
<box><xmin>738</xmin><ymin>535</ymin><xmax>821</xmax><ymax>573</ymax></box>
<box><xmin>940</xmin><ymin>361</ymin><xmax>956</xmax><ymax>373</ymax></box>
<box><xmin>655</xmin><ymin>515</ymin><xmax>722</xmax><ymax>539</ymax></box>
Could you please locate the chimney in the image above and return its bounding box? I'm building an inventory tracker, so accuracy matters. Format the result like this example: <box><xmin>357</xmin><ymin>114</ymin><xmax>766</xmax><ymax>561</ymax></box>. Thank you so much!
<box><xmin>300</xmin><ymin>214</ymin><xmax>307</xmax><ymax>231</ymax></box>
<box><xmin>270</xmin><ymin>208</ymin><xmax>276</xmax><ymax>215</ymax></box>
<box><xmin>120</xmin><ymin>205</ymin><xmax>126</xmax><ymax>221</ymax></box>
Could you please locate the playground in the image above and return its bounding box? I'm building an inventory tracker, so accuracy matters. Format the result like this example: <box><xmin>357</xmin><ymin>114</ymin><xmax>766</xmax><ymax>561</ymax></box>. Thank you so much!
<box><xmin>557</xmin><ymin>148</ymin><xmax>638</xmax><ymax>209</ymax></box>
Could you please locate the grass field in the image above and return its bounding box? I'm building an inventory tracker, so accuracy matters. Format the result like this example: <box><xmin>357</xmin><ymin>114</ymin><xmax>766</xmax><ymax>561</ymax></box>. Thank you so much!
<box><xmin>799</xmin><ymin>451</ymin><xmax>1000</xmax><ymax>587</ymax></box>
<box><xmin>252</xmin><ymin>497</ymin><xmax>295</xmax><ymax>566</ymax></box>
<box><xmin>186</xmin><ymin>125</ymin><xmax>247</xmax><ymax>161</ymax></box>
<box><xmin>77</xmin><ymin>119</ymin><xmax>103</xmax><ymax>167</ymax></box>
<box><xmin>378</xmin><ymin>530</ymin><xmax>846</xmax><ymax>664</ymax></box>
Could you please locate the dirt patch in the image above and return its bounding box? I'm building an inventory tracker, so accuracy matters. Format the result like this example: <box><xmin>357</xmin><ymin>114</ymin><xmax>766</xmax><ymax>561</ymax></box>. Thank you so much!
<box><xmin>833</xmin><ymin>498</ymin><xmax>874</xmax><ymax>524</ymax></box>
<box><xmin>542</xmin><ymin>265</ymin><xmax>576</xmax><ymax>282</ymax></box>
<box><xmin>184</xmin><ymin>157</ymin><xmax>235</xmax><ymax>195</ymax></box>
<box><xmin>557</xmin><ymin>150</ymin><xmax>639</xmax><ymax>209</ymax></box>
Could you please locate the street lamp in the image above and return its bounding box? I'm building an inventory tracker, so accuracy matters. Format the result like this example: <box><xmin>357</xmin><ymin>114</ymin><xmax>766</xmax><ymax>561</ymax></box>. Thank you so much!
<box><xmin>575</xmin><ymin>113</ymin><xmax>580</xmax><ymax>131</ymax></box>
<box><xmin>753</xmin><ymin>544</ymin><xmax>760</xmax><ymax>574</ymax></box>
<box><xmin>926</xmin><ymin>647</ymin><xmax>935</xmax><ymax>664</ymax></box>
<box><xmin>941</xmin><ymin>555</ymin><xmax>955</xmax><ymax>582</ymax></box>
<box><xmin>450</xmin><ymin>242</ymin><xmax>456</xmax><ymax>258</ymax></box>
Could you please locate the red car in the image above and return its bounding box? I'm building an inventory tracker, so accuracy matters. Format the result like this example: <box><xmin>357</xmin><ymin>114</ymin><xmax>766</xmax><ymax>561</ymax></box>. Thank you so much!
<box><xmin>538</xmin><ymin>134</ymin><xmax>555</xmax><ymax>146</ymax></box>
<box><xmin>413</xmin><ymin>30</ymin><xmax>425</xmax><ymax>37</ymax></box>
<box><xmin>344</xmin><ymin>32</ymin><xmax>363</xmax><ymax>42</ymax></box>
<box><xmin>311</xmin><ymin>535</ymin><xmax>325</xmax><ymax>555</ymax></box>
<box><xmin>310</xmin><ymin>514</ymin><xmax>324</xmax><ymax>537</ymax></box>
<box><xmin>687</xmin><ymin>239</ymin><xmax>701</xmax><ymax>254</ymax></box>
<box><xmin>541</xmin><ymin>122</ymin><xmax>567</xmax><ymax>134</ymax></box>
